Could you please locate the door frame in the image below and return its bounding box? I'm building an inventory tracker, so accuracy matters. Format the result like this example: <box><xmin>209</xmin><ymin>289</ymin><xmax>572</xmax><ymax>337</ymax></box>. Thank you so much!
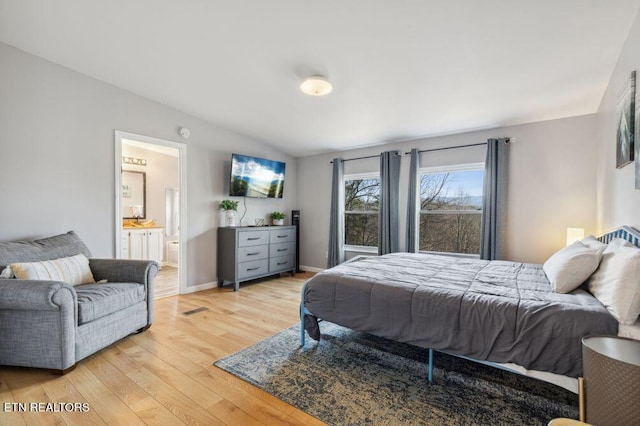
<box><xmin>114</xmin><ymin>130</ymin><xmax>188</xmax><ymax>294</ymax></box>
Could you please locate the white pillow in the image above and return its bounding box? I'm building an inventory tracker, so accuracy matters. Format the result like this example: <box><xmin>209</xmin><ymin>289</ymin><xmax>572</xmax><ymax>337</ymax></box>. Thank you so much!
<box><xmin>10</xmin><ymin>254</ymin><xmax>95</xmax><ymax>286</ymax></box>
<box><xmin>581</xmin><ymin>235</ymin><xmax>608</xmax><ymax>252</ymax></box>
<box><xmin>543</xmin><ymin>240</ymin><xmax>604</xmax><ymax>294</ymax></box>
<box><xmin>588</xmin><ymin>238</ymin><xmax>640</xmax><ymax>325</ymax></box>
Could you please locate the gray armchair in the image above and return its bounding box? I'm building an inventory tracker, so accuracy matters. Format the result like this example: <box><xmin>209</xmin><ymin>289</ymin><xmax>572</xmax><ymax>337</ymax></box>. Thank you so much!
<box><xmin>0</xmin><ymin>231</ymin><xmax>158</xmax><ymax>373</ymax></box>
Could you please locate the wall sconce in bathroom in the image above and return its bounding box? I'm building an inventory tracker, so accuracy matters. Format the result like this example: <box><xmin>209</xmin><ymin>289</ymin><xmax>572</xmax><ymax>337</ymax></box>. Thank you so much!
<box><xmin>122</xmin><ymin>157</ymin><xmax>147</xmax><ymax>166</ymax></box>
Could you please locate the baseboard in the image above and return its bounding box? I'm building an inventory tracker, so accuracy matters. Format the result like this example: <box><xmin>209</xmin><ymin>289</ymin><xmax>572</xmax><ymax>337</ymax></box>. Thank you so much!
<box><xmin>182</xmin><ymin>281</ymin><xmax>217</xmax><ymax>294</ymax></box>
<box><xmin>300</xmin><ymin>265</ymin><xmax>324</xmax><ymax>273</ymax></box>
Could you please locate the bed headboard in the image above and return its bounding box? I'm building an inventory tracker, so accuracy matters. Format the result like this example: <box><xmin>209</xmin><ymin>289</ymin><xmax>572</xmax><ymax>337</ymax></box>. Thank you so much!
<box><xmin>597</xmin><ymin>226</ymin><xmax>640</xmax><ymax>248</ymax></box>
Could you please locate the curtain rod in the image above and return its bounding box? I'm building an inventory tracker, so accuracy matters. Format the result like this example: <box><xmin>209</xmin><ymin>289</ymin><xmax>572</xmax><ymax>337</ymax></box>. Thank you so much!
<box><xmin>329</xmin><ymin>138</ymin><xmax>511</xmax><ymax>164</ymax></box>
<box><xmin>404</xmin><ymin>142</ymin><xmax>485</xmax><ymax>155</ymax></box>
<box><xmin>329</xmin><ymin>151</ymin><xmax>402</xmax><ymax>164</ymax></box>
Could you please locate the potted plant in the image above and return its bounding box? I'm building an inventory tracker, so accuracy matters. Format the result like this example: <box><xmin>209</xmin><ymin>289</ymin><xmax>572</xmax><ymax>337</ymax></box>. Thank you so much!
<box><xmin>270</xmin><ymin>211</ymin><xmax>285</xmax><ymax>226</ymax></box>
<box><xmin>219</xmin><ymin>200</ymin><xmax>239</xmax><ymax>227</ymax></box>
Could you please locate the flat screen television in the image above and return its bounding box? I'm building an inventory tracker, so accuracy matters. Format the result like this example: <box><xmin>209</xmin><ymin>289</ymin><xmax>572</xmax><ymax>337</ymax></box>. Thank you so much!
<box><xmin>229</xmin><ymin>153</ymin><xmax>286</xmax><ymax>198</ymax></box>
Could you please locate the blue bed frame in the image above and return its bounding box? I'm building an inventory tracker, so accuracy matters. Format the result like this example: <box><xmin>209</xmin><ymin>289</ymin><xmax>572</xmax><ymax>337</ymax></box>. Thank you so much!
<box><xmin>299</xmin><ymin>225</ymin><xmax>640</xmax><ymax>385</ymax></box>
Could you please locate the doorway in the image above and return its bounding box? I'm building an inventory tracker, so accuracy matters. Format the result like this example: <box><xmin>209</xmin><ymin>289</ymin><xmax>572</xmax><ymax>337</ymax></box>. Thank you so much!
<box><xmin>114</xmin><ymin>130</ymin><xmax>187</xmax><ymax>296</ymax></box>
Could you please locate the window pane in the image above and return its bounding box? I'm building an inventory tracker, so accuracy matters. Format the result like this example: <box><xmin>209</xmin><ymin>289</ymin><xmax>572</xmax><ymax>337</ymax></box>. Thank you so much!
<box><xmin>420</xmin><ymin>170</ymin><xmax>483</xmax><ymax>211</ymax></box>
<box><xmin>419</xmin><ymin>212</ymin><xmax>481</xmax><ymax>254</ymax></box>
<box><xmin>345</xmin><ymin>213</ymin><xmax>379</xmax><ymax>246</ymax></box>
<box><xmin>419</xmin><ymin>168</ymin><xmax>484</xmax><ymax>254</ymax></box>
<box><xmin>345</xmin><ymin>179</ymin><xmax>379</xmax><ymax>212</ymax></box>
<box><xmin>344</xmin><ymin>177</ymin><xmax>380</xmax><ymax>247</ymax></box>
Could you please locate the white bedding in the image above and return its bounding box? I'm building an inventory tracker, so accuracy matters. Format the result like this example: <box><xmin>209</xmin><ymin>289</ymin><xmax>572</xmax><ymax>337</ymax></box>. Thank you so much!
<box><xmin>618</xmin><ymin>319</ymin><xmax>640</xmax><ymax>340</ymax></box>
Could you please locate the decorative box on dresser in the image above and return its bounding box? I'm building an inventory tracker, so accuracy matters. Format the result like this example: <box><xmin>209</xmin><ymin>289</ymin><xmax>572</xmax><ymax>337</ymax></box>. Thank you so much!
<box><xmin>217</xmin><ymin>226</ymin><xmax>296</xmax><ymax>291</ymax></box>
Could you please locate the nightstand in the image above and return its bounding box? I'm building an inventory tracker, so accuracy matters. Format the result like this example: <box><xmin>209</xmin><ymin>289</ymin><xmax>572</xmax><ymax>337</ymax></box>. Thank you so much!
<box><xmin>582</xmin><ymin>335</ymin><xmax>640</xmax><ymax>426</ymax></box>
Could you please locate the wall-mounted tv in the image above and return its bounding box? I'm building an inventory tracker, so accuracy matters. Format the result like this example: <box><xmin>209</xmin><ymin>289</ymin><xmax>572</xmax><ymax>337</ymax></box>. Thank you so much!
<box><xmin>230</xmin><ymin>154</ymin><xmax>286</xmax><ymax>198</ymax></box>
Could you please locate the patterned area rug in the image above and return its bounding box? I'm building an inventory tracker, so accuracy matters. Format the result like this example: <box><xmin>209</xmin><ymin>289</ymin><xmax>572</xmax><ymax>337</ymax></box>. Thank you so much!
<box><xmin>214</xmin><ymin>322</ymin><xmax>578</xmax><ymax>425</ymax></box>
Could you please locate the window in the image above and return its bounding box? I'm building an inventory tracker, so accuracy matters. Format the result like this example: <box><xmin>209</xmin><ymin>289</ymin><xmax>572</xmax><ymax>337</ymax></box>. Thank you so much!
<box><xmin>419</xmin><ymin>163</ymin><xmax>484</xmax><ymax>255</ymax></box>
<box><xmin>344</xmin><ymin>173</ymin><xmax>380</xmax><ymax>248</ymax></box>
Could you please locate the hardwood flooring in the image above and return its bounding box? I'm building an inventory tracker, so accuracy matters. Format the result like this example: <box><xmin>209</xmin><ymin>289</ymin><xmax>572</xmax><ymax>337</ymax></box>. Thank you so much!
<box><xmin>0</xmin><ymin>272</ymin><xmax>326</xmax><ymax>426</ymax></box>
<box><xmin>154</xmin><ymin>265</ymin><xmax>179</xmax><ymax>299</ymax></box>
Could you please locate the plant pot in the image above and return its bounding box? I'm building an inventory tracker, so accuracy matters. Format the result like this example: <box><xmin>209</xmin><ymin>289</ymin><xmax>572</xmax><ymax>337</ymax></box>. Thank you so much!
<box><xmin>272</xmin><ymin>218</ymin><xmax>284</xmax><ymax>226</ymax></box>
<box><xmin>224</xmin><ymin>210</ymin><xmax>236</xmax><ymax>227</ymax></box>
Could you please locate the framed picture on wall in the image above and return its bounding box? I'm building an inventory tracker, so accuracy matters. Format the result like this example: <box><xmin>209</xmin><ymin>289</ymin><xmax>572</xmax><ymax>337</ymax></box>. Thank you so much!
<box><xmin>616</xmin><ymin>70</ymin><xmax>635</xmax><ymax>169</ymax></box>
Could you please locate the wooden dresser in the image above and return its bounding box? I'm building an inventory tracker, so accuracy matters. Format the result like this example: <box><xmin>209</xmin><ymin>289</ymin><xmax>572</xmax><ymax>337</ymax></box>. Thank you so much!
<box><xmin>217</xmin><ymin>226</ymin><xmax>296</xmax><ymax>291</ymax></box>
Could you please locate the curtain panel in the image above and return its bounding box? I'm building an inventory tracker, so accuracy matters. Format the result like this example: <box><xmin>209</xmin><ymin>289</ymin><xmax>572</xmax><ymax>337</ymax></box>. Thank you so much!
<box><xmin>379</xmin><ymin>151</ymin><xmax>402</xmax><ymax>255</ymax></box>
<box><xmin>480</xmin><ymin>138</ymin><xmax>510</xmax><ymax>260</ymax></box>
<box><xmin>327</xmin><ymin>158</ymin><xmax>345</xmax><ymax>267</ymax></box>
<box><xmin>405</xmin><ymin>148</ymin><xmax>420</xmax><ymax>253</ymax></box>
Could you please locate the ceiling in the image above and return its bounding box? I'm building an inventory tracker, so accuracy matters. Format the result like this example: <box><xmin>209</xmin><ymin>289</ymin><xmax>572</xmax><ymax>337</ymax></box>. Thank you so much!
<box><xmin>1</xmin><ymin>1</ymin><xmax>639</xmax><ymax>157</ymax></box>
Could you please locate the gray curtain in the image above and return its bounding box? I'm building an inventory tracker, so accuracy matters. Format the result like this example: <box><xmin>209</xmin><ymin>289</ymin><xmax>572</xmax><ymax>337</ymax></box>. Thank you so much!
<box><xmin>480</xmin><ymin>138</ymin><xmax>510</xmax><ymax>260</ymax></box>
<box><xmin>328</xmin><ymin>158</ymin><xmax>345</xmax><ymax>267</ymax></box>
<box><xmin>405</xmin><ymin>148</ymin><xmax>420</xmax><ymax>252</ymax></box>
<box><xmin>379</xmin><ymin>151</ymin><xmax>401</xmax><ymax>255</ymax></box>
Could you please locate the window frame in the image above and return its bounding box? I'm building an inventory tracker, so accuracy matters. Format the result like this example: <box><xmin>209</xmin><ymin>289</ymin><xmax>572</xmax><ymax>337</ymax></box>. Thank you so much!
<box><xmin>343</xmin><ymin>171</ymin><xmax>380</xmax><ymax>253</ymax></box>
<box><xmin>418</xmin><ymin>162</ymin><xmax>485</xmax><ymax>258</ymax></box>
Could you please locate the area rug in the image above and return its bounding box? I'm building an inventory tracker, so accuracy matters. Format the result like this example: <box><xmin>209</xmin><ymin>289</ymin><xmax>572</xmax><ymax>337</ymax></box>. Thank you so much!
<box><xmin>214</xmin><ymin>322</ymin><xmax>578</xmax><ymax>425</ymax></box>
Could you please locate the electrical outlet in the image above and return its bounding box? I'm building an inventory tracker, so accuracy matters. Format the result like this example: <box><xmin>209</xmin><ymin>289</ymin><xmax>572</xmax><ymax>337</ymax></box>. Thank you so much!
<box><xmin>325</xmin><ymin>251</ymin><xmax>328</xmax><ymax>259</ymax></box>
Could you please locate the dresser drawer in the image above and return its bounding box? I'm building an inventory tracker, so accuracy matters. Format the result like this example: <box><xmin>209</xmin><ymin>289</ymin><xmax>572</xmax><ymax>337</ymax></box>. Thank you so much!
<box><xmin>238</xmin><ymin>230</ymin><xmax>269</xmax><ymax>247</ymax></box>
<box><xmin>238</xmin><ymin>245</ymin><xmax>269</xmax><ymax>262</ymax></box>
<box><xmin>237</xmin><ymin>259</ymin><xmax>269</xmax><ymax>279</ymax></box>
<box><xmin>270</xmin><ymin>242</ymin><xmax>294</xmax><ymax>258</ymax></box>
<box><xmin>270</xmin><ymin>255</ymin><xmax>294</xmax><ymax>272</ymax></box>
<box><xmin>269</xmin><ymin>228</ymin><xmax>295</xmax><ymax>244</ymax></box>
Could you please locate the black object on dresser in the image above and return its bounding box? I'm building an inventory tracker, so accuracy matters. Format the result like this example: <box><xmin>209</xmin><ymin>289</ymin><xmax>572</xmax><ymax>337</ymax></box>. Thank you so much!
<box><xmin>217</xmin><ymin>226</ymin><xmax>296</xmax><ymax>291</ymax></box>
<box><xmin>291</xmin><ymin>210</ymin><xmax>302</xmax><ymax>272</ymax></box>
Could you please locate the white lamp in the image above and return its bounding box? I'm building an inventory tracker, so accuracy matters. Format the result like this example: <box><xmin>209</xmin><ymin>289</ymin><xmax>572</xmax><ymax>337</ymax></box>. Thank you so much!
<box><xmin>566</xmin><ymin>227</ymin><xmax>585</xmax><ymax>246</ymax></box>
<box><xmin>300</xmin><ymin>76</ymin><xmax>332</xmax><ymax>96</ymax></box>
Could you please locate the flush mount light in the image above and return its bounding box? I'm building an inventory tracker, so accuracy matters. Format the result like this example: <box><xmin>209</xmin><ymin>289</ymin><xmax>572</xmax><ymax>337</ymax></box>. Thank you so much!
<box><xmin>300</xmin><ymin>76</ymin><xmax>332</xmax><ymax>96</ymax></box>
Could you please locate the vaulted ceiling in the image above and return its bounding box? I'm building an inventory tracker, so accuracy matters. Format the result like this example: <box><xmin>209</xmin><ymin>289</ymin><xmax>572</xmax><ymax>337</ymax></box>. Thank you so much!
<box><xmin>1</xmin><ymin>0</ymin><xmax>639</xmax><ymax>156</ymax></box>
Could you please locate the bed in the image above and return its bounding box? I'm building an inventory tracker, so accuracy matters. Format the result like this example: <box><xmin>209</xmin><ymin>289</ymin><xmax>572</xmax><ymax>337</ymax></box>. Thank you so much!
<box><xmin>300</xmin><ymin>226</ymin><xmax>640</xmax><ymax>392</ymax></box>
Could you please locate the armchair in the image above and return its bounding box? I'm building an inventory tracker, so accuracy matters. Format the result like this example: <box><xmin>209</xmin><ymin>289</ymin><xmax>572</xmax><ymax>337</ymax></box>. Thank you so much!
<box><xmin>0</xmin><ymin>231</ymin><xmax>158</xmax><ymax>373</ymax></box>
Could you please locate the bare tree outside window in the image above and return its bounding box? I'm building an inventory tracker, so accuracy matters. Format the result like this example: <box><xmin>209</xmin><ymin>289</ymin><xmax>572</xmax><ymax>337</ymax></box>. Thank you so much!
<box><xmin>344</xmin><ymin>178</ymin><xmax>380</xmax><ymax>247</ymax></box>
<box><xmin>419</xmin><ymin>169</ymin><xmax>484</xmax><ymax>255</ymax></box>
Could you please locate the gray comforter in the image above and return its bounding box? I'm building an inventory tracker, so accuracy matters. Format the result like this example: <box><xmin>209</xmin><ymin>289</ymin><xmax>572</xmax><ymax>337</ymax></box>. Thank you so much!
<box><xmin>303</xmin><ymin>253</ymin><xmax>618</xmax><ymax>377</ymax></box>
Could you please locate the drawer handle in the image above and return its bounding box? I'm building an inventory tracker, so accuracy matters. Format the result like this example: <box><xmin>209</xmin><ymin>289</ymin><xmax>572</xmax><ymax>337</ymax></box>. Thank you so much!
<box><xmin>277</xmin><ymin>235</ymin><xmax>287</xmax><ymax>238</ymax></box>
<box><xmin>247</xmin><ymin>252</ymin><xmax>260</xmax><ymax>256</ymax></box>
<box><xmin>247</xmin><ymin>237</ymin><xmax>261</xmax><ymax>241</ymax></box>
<box><xmin>277</xmin><ymin>261</ymin><xmax>287</xmax><ymax>265</ymax></box>
<box><xmin>277</xmin><ymin>248</ymin><xmax>288</xmax><ymax>252</ymax></box>
<box><xmin>246</xmin><ymin>267</ymin><xmax>260</xmax><ymax>271</ymax></box>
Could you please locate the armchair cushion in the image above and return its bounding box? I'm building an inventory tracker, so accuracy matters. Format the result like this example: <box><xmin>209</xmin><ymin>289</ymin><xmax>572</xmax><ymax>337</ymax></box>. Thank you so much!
<box><xmin>75</xmin><ymin>283</ymin><xmax>145</xmax><ymax>324</ymax></box>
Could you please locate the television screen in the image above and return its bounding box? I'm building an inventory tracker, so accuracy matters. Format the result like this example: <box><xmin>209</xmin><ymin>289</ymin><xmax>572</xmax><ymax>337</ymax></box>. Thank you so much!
<box><xmin>230</xmin><ymin>154</ymin><xmax>286</xmax><ymax>198</ymax></box>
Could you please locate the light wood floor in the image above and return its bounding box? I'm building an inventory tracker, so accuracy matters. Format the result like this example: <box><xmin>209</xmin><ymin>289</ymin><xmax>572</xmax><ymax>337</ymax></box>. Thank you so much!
<box><xmin>0</xmin><ymin>272</ymin><xmax>326</xmax><ymax>426</ymax></box>
<box><xmin>155</xmin><ymin>265</ymin><xmax>179</xmax><ymax>299</ymax></box>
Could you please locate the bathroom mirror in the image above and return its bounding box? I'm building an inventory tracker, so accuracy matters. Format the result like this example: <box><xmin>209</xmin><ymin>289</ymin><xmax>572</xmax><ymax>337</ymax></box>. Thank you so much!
<box><xmin>121</xmin><ymin>170</ymin><xmax>146</xmax><ymax>219</ymax></box>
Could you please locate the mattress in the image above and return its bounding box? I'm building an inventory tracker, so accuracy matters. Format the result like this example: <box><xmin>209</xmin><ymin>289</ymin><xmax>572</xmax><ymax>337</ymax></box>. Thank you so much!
<box><xmin>303</xmin><ymin>253</ymin><xmax>618</xmax><ymax>377</ymax></box>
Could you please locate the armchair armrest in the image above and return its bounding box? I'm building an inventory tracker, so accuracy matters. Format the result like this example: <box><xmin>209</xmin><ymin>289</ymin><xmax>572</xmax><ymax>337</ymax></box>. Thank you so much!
<box><xmin>89</xmin><ymin>259</ymin><xmax>159</xmax><ymax>285</ymax></box>
<box><xmin>0</xmin><ymin>279</ymin><xmax>76</xmax><ymax>310</ymax></box>
<box><xmin>0</xmin><ymin>279</ymin><xmax>77</xmax><ymax>370</ymax></box>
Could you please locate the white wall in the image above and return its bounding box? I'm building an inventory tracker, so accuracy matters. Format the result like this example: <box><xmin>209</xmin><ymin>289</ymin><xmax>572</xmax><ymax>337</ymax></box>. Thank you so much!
<box><xmin>0</xmin><ymin>42</ymin><xmax>297</xmax><ymax>289</ymax></box>
<box><xmin>595</xmin><ymin>9</ymin><xmax>640</xmax><ymax>232</ymax></box>
<box><xmin>297</xmin><ymin>114</ymin><xmax>598</xmax><ymax>268</ymax></box>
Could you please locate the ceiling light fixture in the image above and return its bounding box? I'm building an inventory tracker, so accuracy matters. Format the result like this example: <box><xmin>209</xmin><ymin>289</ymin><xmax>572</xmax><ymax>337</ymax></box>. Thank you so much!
<box><xmin>300</xmin><ymin>76</ymin><xmax>332</xmax><ymax>96</ymax></box>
